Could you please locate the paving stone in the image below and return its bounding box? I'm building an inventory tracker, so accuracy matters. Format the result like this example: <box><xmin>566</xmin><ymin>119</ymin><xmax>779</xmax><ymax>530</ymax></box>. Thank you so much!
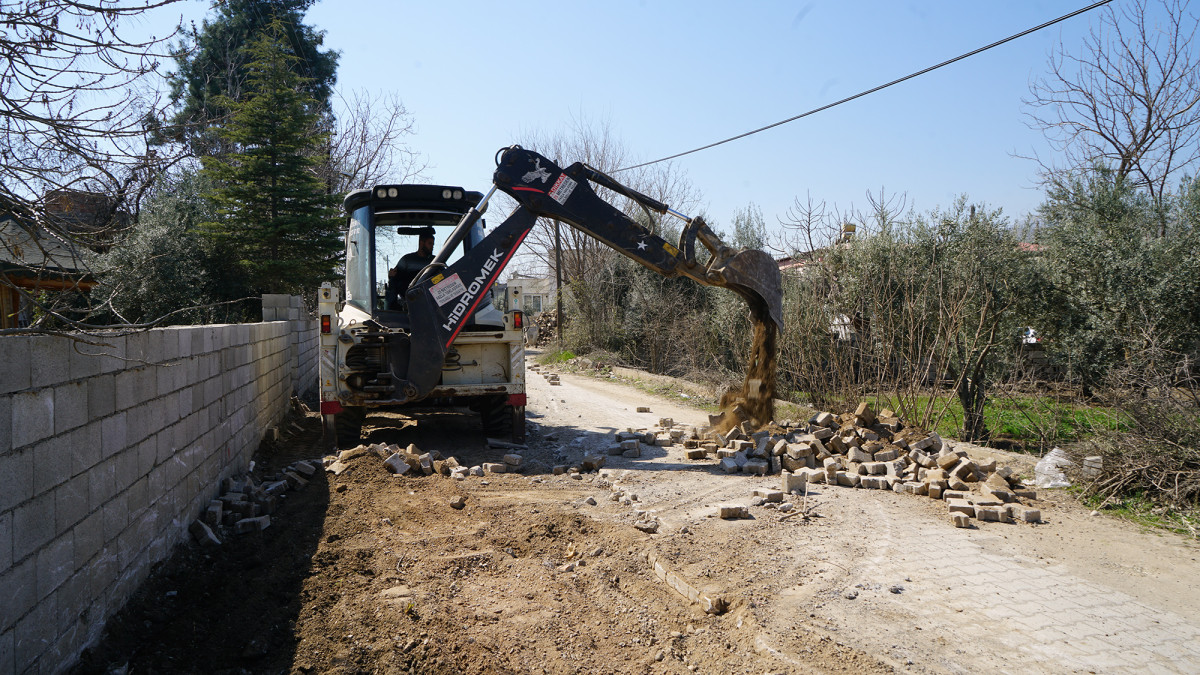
<box><xmin>975</xmin><ymin>505</ymin><xmax>1011</xmax><ymax>523</ymax></box>
<box><xmin>1007</xmin><ymin>505</ymin><xmax>1042</xmax><ymax>523</ymax></box>
<box><xmin>449</xmin><ymin>496</ymin><xmax>466</xmax><ymax>510</ymax></box>
<box><xmin>936</xmin><ymin>453</ymin><xmax>960</xmax><ymax>469</ymax></box>
<box><xmin>383</xmin><ymin>454</ymin><xmax>411</xmax><ymax>475</ymax></box>
<box><xmin>482</xmin><ymin>462</ymin><xmax>506</xmax><ymax>474</ymax></box>
<box><xmin>502</xmin><ymin>454</ymin><xmax>523</xmax><ymax>466</ymax></box>
<box><xmin>781</xmin><ymin>471</ymin><xmax>806</xmax><ymax>493</ymax></box>
<box><xmin>744</xmin><ymin>459</ymin><xmax>769</xmax><ymax>475</ymax></box>
<box><xmin>717</xmin><ymin>504</ymin><xmax>748</xmax><ymax>519</ymax></box>
<box><xmin>685</xmin><ymin>448</ymin><xmax>707</xmax><ymax>460</ymax></box>
<box><xmin>946</xmin><ymin>499</ymin><xmax>975</xmax><ymax>517</ymax></box>
<box><xmin>720</xmin><ymin>458</ymin><xmax>739</xmax><ymax>474</ymax></box>
<box><xmin>189</xmin><ymin>520</ymin><xmax>221</xmax><ymax>546</ymax></box>
<box><xmin>753</xmin><ymin>489</ymin><xmax>783</xmax><ymax>502</ymax></box>
<box><xmin>951</xmin><ymin>512</ymin><xmax>972</xmax><ymax>528</ymax></box>
<box><xmin>235</xmin><ymin>515</ymin><xmax>270</xmax><ymax>534</ymax></box>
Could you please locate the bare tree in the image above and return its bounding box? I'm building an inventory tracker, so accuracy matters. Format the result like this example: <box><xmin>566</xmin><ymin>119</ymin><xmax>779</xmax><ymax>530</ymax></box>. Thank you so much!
<box><xmin>0</xmin><ymin>0</ymin><xmax>184</xmax><ymax>334</ymax></box>
<box><xmin>1025</xmin><ymin>0</ymin><xmax>1200</xmax><ymax>229</ymax></box>
<box><xmin>510</xmin><ymin>116</ymin><xmax>699</xmax><ymax>347</ymax></box>
<box><xmin>319</xmin><ymin>90</ymin><xmax>427</xmax><ymax>194</ymax></box>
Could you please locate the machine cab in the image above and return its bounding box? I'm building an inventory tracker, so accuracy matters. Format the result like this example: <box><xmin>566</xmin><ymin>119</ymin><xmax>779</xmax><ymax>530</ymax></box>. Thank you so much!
<box><xmin>342</xmin><ymin>184</ymin><xmax>504</xmax><ymax>330</ymax></box>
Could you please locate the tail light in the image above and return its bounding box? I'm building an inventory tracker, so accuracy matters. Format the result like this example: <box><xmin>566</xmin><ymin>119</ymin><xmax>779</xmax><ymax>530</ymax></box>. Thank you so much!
<box><xmin>513</xmin><ymin>311</ymin><xmax>524</xmax><ymax>329</ymax></box>
<box><xmin>321</xmin><ymin>315</ymin><xmax>332</xmax><ymax>333</ymax></box>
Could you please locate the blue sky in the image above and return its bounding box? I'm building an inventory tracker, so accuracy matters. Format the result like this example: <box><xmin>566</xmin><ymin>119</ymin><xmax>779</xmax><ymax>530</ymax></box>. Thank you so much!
<box><xmin>134</xmin><ymin>1</ymin><xmax>1109</xmax><ymax>244</ymax></box>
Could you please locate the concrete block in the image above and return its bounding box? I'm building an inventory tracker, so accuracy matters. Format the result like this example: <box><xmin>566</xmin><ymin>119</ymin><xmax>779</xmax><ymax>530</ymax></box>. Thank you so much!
<box><xmin>502</xmin><ymin>453</ymin><xmax>523</xmax><ymax>466</ymax></box>
<box><xmin>482</xmin><ymin>462</ymin><xmax>506</xmax><ymax>474</ymax></box>
<box><xmin>948</xmin><ymin>478</ymin><xmax>969</xmax><ymax>492</ymax></box>
<box><xmin>853</xmin><ymin>402</ymin><xmax>876</xmax><ymax>425</ymax></box>
<box><xmin>54</xmin><ymin>475</ymin><xmax>89</xmax><ymax>532</ymax></box>
<box><xmin>0</xmin><ymin>397</ymin><xmax>9</xmax><ymax>456</ymax></box>
<box><xmin>0</xmin><ymin>556</ymin><xmax>36</xmax><ymax>631</ymax></box>
<box><xmin>29</xmin><ymin>336</ymin><xmax>70</xmax><ymax>389</ymax></box>
<box><xmin>951</xmin><ymin>512</ymin><xmax>971</xmax><ymax>528</ymax></box>
<box><xmin>235</xmin><ymin>515</ymin><xmax>271</xmax><ymax>534</ymax></box>
<box><xmin>801</xmin><ymin>467</ymin><xmax>826</xmax><ymax>484</ymax></box>
<box><xmin>847</xmin><ymin>447</ymin><xmax>872</xmax><ymax>463</ymax></box>
<box><xmin>685</xmin><ymin>448</ymin><xmax>707</xmax><ymax>460</ymax></box>
<box><xmin>581</xmin><ymin>455</ymin><xmax>605</xmax><ymax>471</ymax></box>
<box><xmin>809</xmin><ymin>411</ymin><xmax>834</xmax><ymax>427</ymax></box>
<box><xmin>658</xmin><ymin>417</ymin><xmax>674</xmax><ymax>428</ymax></box>
<box><xmin>951</xmin><ymin>460</ymin><xmax>979</xmax><ymax>483</ymax></box>
<box><xmin>33</xmin><ymin>437</ymin><xmax>73</xmax><ymax>495</ymax></box>
<box><xmin>12</xmin><ymin>491</ymin><xmax>54</xmax><ymax>563</ymax></box>
<box><xmin>753</xmin><ymin>489</ymin><xmax>783</xmax><ymax>502</ymax></box>
<box><xmin>873</xmin><ymin>448</ymin><xmax>900</xmax><ymax>462</ymax></box>
<box><xmin>622</xmin><ymin>447</ymin><xmax>642</xmax><ymax>459</ymax></box>
<box><xmin>10</xmin><ymin>389</ymin><xmax>54</xmax><ymax>449</ymax></box>
<box><xmin>836</xmin><ymin>471</ymin><xmax>860</xmax><ymax>487</ymax></box>
<box><xmin>936</xmin><ymin>453</ymin><xmax>960</xmax><ymax>469</ymax></box>
<box><xmin>0</xmin><ymin>511</ymin><xmax>10</xmax><ymax>572</ymax></box>
<box><xmin>717</xmin><ymin>504</ymin><xmax>748</xmax><ymax>519</ymax></box>
<box><xmin>782</xmin><ymin>471</ymin><xmax>805</xmax><ymax>493</ymax></box>
<box><xmin>0</xmin><ymin>447</ymin><xmax>34</xmax><ymax>513</ymax></box>
<box><xmin>719</xmin><ymin>458</ymin><xmax>739</xmax><ymax>474</ymax></box>
<box><xmin>0</xmin><ymin>338</ymin><xmax>32</xmax><ymax>394</ymax></box>
<box><xmin>606</xmin><ymin>445</ymin><xmax>625</xmax><ymax>456</ymax></box>
<box><xmin>946</xmin><ymin>499</ymin><xmax>975</xmax><ymax>517</ymax></box>
<box><xmin>744</xmin><ymin>459</ymin><xmax>769</xmax><ymax>475</ymax></box>
<box><xmin>928</xmin><ymin>484</ymin><xmax>944</xmax><ymax>500</ymax></box>
<box><xmin>975</xmin><ymin>505</ymin><xmax>1011</xmax><ymax>523</ymax></box>
<box><xmin>1007</xmin><ymin>505</ymin><xmax>1042</xmax><ymax>523</ymax></box>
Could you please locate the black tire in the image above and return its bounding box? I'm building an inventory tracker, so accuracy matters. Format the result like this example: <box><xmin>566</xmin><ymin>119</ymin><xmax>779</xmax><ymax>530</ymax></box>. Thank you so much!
<box><xmin>334</xmin><ymin>406</ymin><xmax>366</xmax><ymax>449</ymax></box>
<box><xmin>480</xmin><ymin>396</ymin><xmax>525</xmax><ymax>444</ymax></box>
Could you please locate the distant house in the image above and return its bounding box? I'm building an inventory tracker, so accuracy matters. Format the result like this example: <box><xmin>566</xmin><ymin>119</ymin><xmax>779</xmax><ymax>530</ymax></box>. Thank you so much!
<box><xmin>0</xmin><ymin>190</ymin><xmax>126</xmax><ymax>329</ymax></box>
<box><xmin>505</xmin><ymin>272</ymin><xmax>555</xmax><ymax>316</ymax></box>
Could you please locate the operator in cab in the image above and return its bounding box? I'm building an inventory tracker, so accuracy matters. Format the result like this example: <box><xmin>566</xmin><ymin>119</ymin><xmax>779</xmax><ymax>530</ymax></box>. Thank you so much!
<box><xmin>386</xmin><ymin>226</ymin><xmax>436</xmax><ymax>310</ymax></box>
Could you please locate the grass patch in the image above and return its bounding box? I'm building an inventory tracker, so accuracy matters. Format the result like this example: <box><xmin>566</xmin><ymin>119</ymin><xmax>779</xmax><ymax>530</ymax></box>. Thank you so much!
<box><xmin>861</xmin><ymin>392</ymin><xmax>1126</xmax><ymax>452</ymax></box>
<box><xmin>1080</xmin><ymin>491</ymin><xmax>1199</xmax><ymax>538</ymax></box>
<box><xmin>536</xmin><ymin>349</ymin><xmax>576</xmax><ymax>365</ymax></box>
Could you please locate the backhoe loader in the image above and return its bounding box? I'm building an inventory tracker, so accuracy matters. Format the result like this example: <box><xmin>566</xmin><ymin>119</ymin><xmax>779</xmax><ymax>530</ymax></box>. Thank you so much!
<box><xmin>318</xmin><ymin>146</ymin><xmax>783</xmax><ymax>448</ymax></box>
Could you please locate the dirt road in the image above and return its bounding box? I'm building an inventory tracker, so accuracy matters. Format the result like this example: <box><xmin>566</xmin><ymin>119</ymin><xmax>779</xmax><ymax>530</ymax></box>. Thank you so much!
<box><xmin>75</xmin><ymin>363</ymin><xmax>1200</xmax><ymax>674</ymax></box>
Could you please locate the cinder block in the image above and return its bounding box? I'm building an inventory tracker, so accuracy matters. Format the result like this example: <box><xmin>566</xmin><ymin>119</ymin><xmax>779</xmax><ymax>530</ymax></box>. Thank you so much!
<box><xmin>36</xmin><ymin>532</ymin><xmax>73</xmax><ymax>599</ymax></box>
<box><xmin>12</xmin><ymin>492</ymin><xmax>55</xmax><ymax>563</ymax></box>
<box><xmin>0</xmin><ymin>511</ymin><xmax>11</xmax><ymax>572</ymax></box>
<box><xmin>33</xmin><ymin>438</ymin><xmax>72</xmax><ymax>495</ymax></box>
<box><xmin>10</xmin><ymin>389</ymin><xmax>53</xmax><ymax>450</ymax></box>
<box><xmin>29</xmin><ymin>336</ymin><xmax>70</xmax><ymax>389</ymax></box>
<box><xmin>0</xmin><ymin>339</ymin><xmax>32</xmax><ymax>395</ymax></box>
<box><xmin>0</xmin><ymin>396</ymin><xmax>10</xmax><ymax>456</ymax></box>
<box><xmin>52</xmin><ymin>381</ymin><xmax>87</xmax><ymax>435</ymax></box>
<box><xmin>0</xmin><ymin>556</ymin><xmax>37</xmax><ymax>637</ymax></box>
<box><xmin>54</xmin><ymin>475</ymin><xmax>89</xmax><ymax>533</ymax></box>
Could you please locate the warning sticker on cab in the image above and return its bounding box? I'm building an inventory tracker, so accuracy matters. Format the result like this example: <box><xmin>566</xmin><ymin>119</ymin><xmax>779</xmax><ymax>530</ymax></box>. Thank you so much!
<box><xmin>548</xmin><ymin>173</ymin><xmax>577</xmax><ymax>204</ymax></box>
<box><xmin>429</xmin><ymin>273</ymin><xmax>467</xmax><ymax>306</ymax></box>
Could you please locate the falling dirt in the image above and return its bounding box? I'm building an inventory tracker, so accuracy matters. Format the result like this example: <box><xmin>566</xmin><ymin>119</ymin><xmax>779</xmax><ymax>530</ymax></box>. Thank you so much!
<box><xmin>715</xmin><ymin>304</ymin><xmax>778</xmax><ymax>434</ymax></box>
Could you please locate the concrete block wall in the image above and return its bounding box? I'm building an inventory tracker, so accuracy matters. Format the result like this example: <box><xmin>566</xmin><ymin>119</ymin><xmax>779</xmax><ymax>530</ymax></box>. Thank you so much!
<box><xmin>262</xmin><ymin>294</ymin><xmax>318</xmax><ymax>399</ymax></box>
<box><xmin>0</xmin><ymin>307</ymin><xmax>313</xmax><ymax>674</ymax></box>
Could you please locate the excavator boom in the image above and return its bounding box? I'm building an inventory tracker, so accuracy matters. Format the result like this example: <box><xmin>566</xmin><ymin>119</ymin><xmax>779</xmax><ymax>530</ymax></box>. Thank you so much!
<box><xmin>395</xmin><ymin>146</ymin><xmax>783</xmax><ymax>406</ymax></box>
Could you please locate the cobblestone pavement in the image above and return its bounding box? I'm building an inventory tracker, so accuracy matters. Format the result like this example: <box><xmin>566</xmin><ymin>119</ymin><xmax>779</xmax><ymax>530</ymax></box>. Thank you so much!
<box><xmin>855</xmin><ymin>500</ymin><xmax>1200</xmax><ymax>674</ymax></box>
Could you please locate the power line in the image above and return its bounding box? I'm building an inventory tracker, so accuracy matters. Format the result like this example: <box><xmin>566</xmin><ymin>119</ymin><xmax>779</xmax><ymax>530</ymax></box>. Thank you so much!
<box><xmin>617</xmin><ymin>0</ymin><xmax>1113</xmax><ymax>173</ymax></box>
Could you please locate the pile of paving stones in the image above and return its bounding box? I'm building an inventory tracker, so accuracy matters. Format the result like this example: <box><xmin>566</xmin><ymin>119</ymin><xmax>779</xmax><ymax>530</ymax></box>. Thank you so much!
<box><xmin>324</xmin><ymin>443</ymin><xmax>524</xmax><ymax>479</ymax></box>
<box><xmin>638</xmin><ymin>404</ymin><xmax>1042</xmax><ymax>528</ymax></box>
<box><xmin>188</xmin><ymin>459</ymin><xmax>321</xmax><ymax>546</ymax></box>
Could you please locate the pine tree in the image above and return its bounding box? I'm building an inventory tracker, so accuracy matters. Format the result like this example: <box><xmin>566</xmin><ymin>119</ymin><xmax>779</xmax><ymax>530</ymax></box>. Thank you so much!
<box><xmin>200</xmin><ymin>22</ymin><xmax>341</xmax><ymax>296</ymax></box>
<box><xmin>165</xmin><ymin>0</ymin><xmax>338</xmax><ymax>157</ymax></box>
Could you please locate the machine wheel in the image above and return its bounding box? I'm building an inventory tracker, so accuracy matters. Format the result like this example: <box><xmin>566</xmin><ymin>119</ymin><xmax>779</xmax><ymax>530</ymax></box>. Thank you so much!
<box><xmin>334</xmin><ymin>406</ymin><xmax>366</xmax><ymax>449</ymax></box>
<box><xmin>480</xmin><ymin>396</ymin><xmax>525</xmax><ymax>444</ymax></box>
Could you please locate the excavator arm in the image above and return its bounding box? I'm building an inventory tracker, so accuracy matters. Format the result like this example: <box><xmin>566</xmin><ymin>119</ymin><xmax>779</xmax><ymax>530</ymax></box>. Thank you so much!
<box><xmin>392</xmin><ymin>146</ymin><xmax>783</xmax><ymax>404</ymax></box>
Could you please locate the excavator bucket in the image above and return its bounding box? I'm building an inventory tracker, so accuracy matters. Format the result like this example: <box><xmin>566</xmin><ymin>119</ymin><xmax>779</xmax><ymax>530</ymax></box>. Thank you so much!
<box><xmin>676</xmin><ymin>216</ymin><xmax>783</xmax><ymax>331</ymax></box>
<box><xmin>709</xmin><ymin>247</ymin><xmax>784</xmax><ymax>331</ymax></box>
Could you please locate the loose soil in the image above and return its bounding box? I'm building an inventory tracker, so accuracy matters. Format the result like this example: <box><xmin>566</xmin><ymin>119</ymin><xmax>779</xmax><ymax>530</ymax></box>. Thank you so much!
<box><xmin>71</xmin><ymin>363</ymin><xmax>1200</xmax><ymax>675</ymax></box>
